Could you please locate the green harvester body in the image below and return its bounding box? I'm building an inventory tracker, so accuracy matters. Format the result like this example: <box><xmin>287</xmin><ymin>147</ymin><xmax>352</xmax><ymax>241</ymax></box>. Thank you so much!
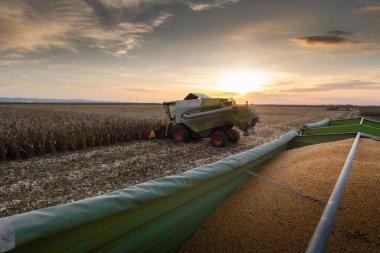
<box><xmin>162</xmin><ymin>93</ymin><xmax>259</xmax><ymax>146</ymax></box>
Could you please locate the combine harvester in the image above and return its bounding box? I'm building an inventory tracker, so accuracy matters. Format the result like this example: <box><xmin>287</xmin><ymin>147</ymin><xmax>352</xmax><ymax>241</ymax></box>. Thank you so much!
<box><xmin>152</xmin><ymin>93</ymin><xmax>259</xmax><ymax>147</ymax></box>
<box><xmin>0</xmin><ymin>117</ymin><xmax>379</xmax><ymax>252</ymax></box>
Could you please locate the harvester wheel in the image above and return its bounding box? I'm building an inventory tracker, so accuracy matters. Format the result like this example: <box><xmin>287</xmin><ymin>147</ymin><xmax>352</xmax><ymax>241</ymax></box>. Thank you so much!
<box><xmin>210</xmin><ymin>131</ymin><xmax>227</xmax><ymax>147</ymax></box>
<box><xmin>226</xmin><ymin>129</ymin><xmax>240</xmax><ymax>143</ymax></box>
<box><xmin>171</xmin><ymin>124</ymin><xmax>191</xmax><ymax>143</ymax></box>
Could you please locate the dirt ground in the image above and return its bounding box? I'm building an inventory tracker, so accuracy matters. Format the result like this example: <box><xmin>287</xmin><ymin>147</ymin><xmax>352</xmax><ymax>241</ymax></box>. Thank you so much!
<box><xmin>0</xmin><ymin>105</ymin><xmax>358</xmax><ymax>217</ymax></box>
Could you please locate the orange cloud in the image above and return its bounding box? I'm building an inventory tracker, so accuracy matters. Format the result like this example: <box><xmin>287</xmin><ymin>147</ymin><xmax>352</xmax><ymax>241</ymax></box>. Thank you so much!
<box><xmin>360</xmin><ymin>6</ymin><xmax>380</xmax><ymax>12</ymax></box>
<box><xmin>296</xmin><ymin>36</ymin><xmax>361</xmax><ymax>47</ymax></box>
<box><xmin>295</xmin><ymin>30</ymin><xmax>363</xmax><ymax>47</ymax></box>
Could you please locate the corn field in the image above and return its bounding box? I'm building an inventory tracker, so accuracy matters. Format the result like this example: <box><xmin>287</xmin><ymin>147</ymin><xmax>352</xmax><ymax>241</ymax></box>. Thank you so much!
<box><xmin>359</xmin><ymin>106</ymin><xmax>380</xmax><ymax>117</ymax></box>
<box><xmin>0</xmin><ymin>105</ymin><xmax>164</xmax><ymax>160</ymax></box>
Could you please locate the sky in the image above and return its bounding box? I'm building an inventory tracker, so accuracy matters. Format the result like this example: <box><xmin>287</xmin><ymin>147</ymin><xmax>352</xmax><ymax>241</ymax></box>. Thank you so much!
<box><xmin>0</xmin><ymin>0</ymin><xmax>380</xmax><ymax>104</ymax></box>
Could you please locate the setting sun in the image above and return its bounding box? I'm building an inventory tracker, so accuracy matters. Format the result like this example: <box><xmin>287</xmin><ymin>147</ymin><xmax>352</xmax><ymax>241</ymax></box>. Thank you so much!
<box><xmin>218</xmin><ymin>70</ymin><xmax>269</xmax><ymax>95</ymax></box>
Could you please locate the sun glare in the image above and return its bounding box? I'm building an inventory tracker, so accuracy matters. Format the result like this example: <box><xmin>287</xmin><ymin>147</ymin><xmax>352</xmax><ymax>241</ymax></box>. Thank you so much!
<box><xmin>218</xmin><ymin>70</ymin><xmax>268</xmax><ymax>95</ymax></box>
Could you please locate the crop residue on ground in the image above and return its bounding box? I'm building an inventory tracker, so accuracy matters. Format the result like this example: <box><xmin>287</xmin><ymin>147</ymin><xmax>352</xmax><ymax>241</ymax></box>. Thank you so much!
<box><xmin>0</xmin><ymin>105</ymin><xmax>358</xmax><ymax>217</ymax></box>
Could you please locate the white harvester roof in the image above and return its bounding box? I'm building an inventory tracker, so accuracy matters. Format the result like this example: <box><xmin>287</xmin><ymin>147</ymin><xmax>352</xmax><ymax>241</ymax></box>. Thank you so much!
<box><xmin>184</xmin><ymin>93</ymin><xmax>211</xmax><ymax>100</ymax></box>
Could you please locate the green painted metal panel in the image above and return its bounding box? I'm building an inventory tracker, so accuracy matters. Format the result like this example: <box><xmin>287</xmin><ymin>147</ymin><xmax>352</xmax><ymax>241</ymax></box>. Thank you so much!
<box><xmin>304</xmin><ymin>118</ymin><xmax>380</xmax><ymax>130</ymax></box>
<box><xmin>290</xmin><ymin>132</ymin><xmax>380</xmax><ymax>149</ymax></box>
<box><xmin>224</xmin><ymin>105</ymin><xmax>256</xmax><ymax>130</ymax></box>
<box><xmin>303</xmin><ymin>124</ymin><xmax>380</xmax><ymax>137</ymax></box>
<box><xmin>182</xmin><ymin>104</ymin><xmax>258</xmax><ymax>133</ymax></box>
<box><xmin>184</xmin><ymin>113</ymin><xmax>226</xmax><ymax>132</ymax></box>
<box><xmin>296</xmin><ymin>117</ymin><xmax>380</xmax><ymax>147</ymax></box>
<box><xmin>0</xmin><ymin>131</ymin><xmax>298</xmax><ymax>253</ymax></box>
<box><xmin>304</xmin><ymin>125</ymin><xmax>360</xmax><ymax>135</ymax></box>
<box><xmin>289</xmin><ymin>133</ymin><xmax>357</xmax><ymax>149</ymax></box>
<box><xmin>362</xmin><ymin>118</ymin><xmax>380</xmax><ymax>129</ymax></box>
<box><xmin>329</xmin><ymin>118</ymin><xmax>361</xmax><ymax>126</ymax></box>
<box><xmin>359</xmin><ymin>125</ymin><xmax>380</xmax><ymax>136</ymax></box>
<box><xmin>200</xmin><ymin>99</ymin><xmax>222</xmax><ymax>112</ymax></box>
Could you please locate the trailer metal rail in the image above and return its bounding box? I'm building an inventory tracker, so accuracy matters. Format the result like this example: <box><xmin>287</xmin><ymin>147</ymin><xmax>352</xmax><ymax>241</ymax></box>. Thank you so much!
<box><xmin>305</xmin><ymin>132</ymin><xmax>361</xmax><ymax>253</ymax></box>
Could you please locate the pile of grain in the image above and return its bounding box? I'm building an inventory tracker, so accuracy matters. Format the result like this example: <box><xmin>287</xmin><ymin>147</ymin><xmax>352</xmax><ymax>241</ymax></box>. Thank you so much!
<box><xmin>180</xmin><ymin>138</ymin><xmax>380</xmax><ymax>253</ymax></box>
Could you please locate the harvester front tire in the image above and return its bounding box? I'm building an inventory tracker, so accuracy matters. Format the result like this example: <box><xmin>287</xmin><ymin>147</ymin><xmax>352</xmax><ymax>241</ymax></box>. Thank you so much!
<box><xmin>210</xmin><ymin>131</ymin><xmax>227</xmax><ymax>147</ymax></box>
<box><xmin>226</xmin><ymin>129</ymin><xmax>240</xmax><ymax>143</ymax></box>
<box><xmin>171</xmin><ymin>124</ymin><xmax>191</xmax><ymax>143</ymax></box>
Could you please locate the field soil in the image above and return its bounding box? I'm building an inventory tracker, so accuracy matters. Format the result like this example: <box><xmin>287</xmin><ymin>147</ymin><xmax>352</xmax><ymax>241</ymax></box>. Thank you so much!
<box><xmin>0</xmin><ymin>105</ymin><xmax>359</xmax><ymax>217</ymax></box>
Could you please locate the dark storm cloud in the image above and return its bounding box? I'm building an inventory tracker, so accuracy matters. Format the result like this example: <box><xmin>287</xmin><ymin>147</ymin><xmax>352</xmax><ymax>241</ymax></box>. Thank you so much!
<box><xmin>283</xmin><ymin>80</ymin><xmax>380</xmax><ymax>93</ymax></box>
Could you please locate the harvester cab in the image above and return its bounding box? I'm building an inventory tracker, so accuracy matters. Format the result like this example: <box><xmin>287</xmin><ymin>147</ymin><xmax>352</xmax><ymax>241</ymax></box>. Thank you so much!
<box><xmin>160</xmin><ymin>93</ymin><xmax>259</xmax><ymax>147</ymax></box>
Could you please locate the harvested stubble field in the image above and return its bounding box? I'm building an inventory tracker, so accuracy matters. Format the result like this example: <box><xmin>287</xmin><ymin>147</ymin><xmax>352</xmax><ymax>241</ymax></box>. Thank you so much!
<box><xmin>0</xmin><ymin>104</ymin><xmax>359</xmax><ymax>217</ymax></box>
<box><xmin>181</xmin><ymin>138</ymin><xmax>380</xmax><ymax>253</ymax></box>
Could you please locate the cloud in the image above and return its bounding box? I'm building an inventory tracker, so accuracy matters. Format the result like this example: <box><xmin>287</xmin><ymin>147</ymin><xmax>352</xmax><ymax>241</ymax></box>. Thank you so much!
<box><xmin>327</xmin><ymin>30</ymin><xmax>353</xmax><ymax>37</ymax></box>
<box><xmin>0</xmin><ymin>2</ymin><xmax>74</xmax><ymax>52</ymax></box>
<box><xmin>188</xmin><ymin>0</ymin><xmax>239</xmax><ymax>11</ymax></box>
<box><xmin>98</xmin><ymin>0</ymin><xmax>172</xmax><ymax>10</ymax></box>
<box><xmin>296</xmin><ymin>33</ymin><xmax>380</xmax><ymax>52</ymax></box>
<box><xmin>0</xmin><ymin>52</ymin><xmax>41</xmax><ymax>66</ymax></box>
<box><xmin>282</xmin><ymin>80</ymin><xmax>380</xmax><ymax>93</ymax></box>
<box><xmin>360</xmin><ymin>5</ymin><xmax>380</xmax><ymax>12</ymax></box>
<box><xmin>0</xmin><ymin>0</ymin><xmax>240</xmax><ymax>57</ymax></box>
<box><xmin>0</xmin><ymin>0</ymin><xmax>172</xmax><ymax>56</ymax></box>
<box><xmin>297</xmin><ymin>36</ymin><xmax>358</xmax><ymax>46</ymax></box>
<box><xmin>125</xmin><ymin>87</ymin><xmax>160</xmax><ymax>93</ymax></box>
<box><xmin>296</xmin><ymin>31</ymin><xmax>362</xmax><ymax>47</ymax></box>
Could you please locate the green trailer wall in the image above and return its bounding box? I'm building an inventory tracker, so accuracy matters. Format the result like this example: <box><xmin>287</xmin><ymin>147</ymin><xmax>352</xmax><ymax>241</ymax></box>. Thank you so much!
<box><xmin>301</xmin><ymin>117</ymin><xmax>380</xmax><ymax>138</ymax></box>
<box><xmin>289</xmin><ymin>133</ymin><xmax>357</xmax><ymax>149</ymax></box>
<box><xmin>0</xmin><ymin>131</ymin><xmax>298</xmax><ymax>253</ymax></box>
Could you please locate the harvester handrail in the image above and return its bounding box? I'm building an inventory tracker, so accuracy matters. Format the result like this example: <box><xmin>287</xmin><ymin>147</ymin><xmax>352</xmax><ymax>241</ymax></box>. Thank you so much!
<box><xmin>305</xmin><ymin>132</ymin><xmax>361</xmax><ymax>253</ymax></box>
